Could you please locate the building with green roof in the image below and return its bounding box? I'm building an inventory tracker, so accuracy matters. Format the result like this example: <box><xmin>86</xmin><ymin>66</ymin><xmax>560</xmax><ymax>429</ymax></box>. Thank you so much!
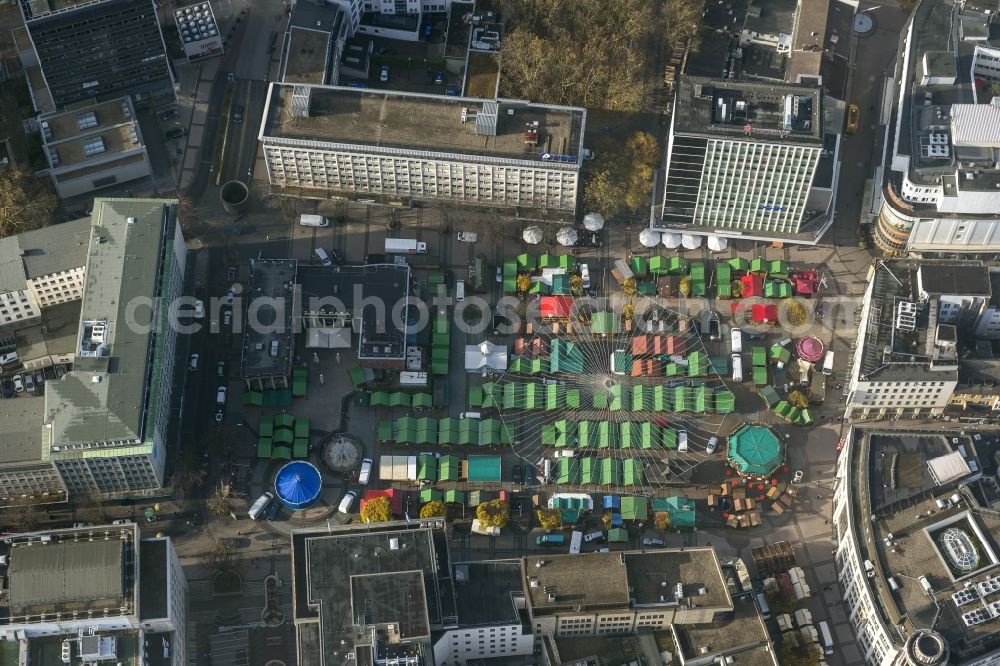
<box><xmin>42</xmin><ymin>198</ymin><xmax>185</xmax><ymax>497</ymax></box>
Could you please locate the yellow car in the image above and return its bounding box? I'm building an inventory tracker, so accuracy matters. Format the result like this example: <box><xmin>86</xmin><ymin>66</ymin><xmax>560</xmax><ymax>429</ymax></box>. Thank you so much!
<box><xmin>846</xmin><ymin>104</ymin><xmax>860</xmax><ymax>134</ymax></box>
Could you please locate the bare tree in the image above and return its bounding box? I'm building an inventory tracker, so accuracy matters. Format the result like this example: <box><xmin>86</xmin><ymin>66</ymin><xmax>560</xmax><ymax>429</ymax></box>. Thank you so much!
<box><xmin>0</xmin><ymin>167</ymin><xmax>57</xmax><ymax>238</ymax></box>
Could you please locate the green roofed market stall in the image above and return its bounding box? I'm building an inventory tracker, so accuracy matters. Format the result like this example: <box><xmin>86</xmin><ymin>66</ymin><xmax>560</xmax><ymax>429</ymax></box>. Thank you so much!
<box><xmin>727</xmin><ymin>424</ymin><xmax>785</xmax><ymax>478</ymax></box>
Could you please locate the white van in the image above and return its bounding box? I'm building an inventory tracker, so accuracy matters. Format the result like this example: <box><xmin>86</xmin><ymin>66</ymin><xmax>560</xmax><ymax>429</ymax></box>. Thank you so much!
<box><xmin>338</xmin><ymin>490</ymin><xmax>357</xmax><ymax>514</ymax></box>
<box><xmin>216</xmin><ymin>386</ymin><xmax>227</xmax><ymax>405</ymax></box>
<box><xmin>818</xmin><ymin>620</ymin><xmax>834</xmax><ymax>655</ymax></box>
<box><xmin>731</xmin><ymin>327</ymin><xmax>743</xmax><ymax>354</ymax></box>
<box><xmin>248</xmin><ymin>491</ymin><xmax>274</xmax><ymax>520</ymax></box>
<box><xmin>455</xmin><ymin>280</ymin><xmax>465</xmax><ymax>302</ymax></box>
<box><xmin>731</xmin><ymin>353</ymin><xmax>743</xmax><ymax>382</ymax></box>
<box><xmin>315</xmin><ymin>247</ymin><xmax>332</xmax><ymax>266</ymax></box>
<box><xmin>460</xmin><ymin>411</ymin><xmax>481</xmax><ymax>419</ymax></box>
<box><xmin>678</xmin><ymin>430</ymin><xmax>689</xmax><ymax>452</ymax></box>
<box><xmin>358</xmin><ymin>458</ymin><xmax>373</xmax><ymax>485</ymax></box>
<box><xmin>299</xmin><ymin>214</ymin><xmax>329</xmax><ymax>227</ymax></box>
<box><xmin>822</xmin><ymin>351</ymin><xmax>835</xmax><ymax>375</ymax></box>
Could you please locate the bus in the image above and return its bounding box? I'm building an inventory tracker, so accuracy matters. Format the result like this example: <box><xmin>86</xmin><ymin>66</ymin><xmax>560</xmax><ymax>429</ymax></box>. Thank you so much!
<box><xmin>846</xmin><ymin>104</ymin><xmax>860</xmax><ymax>134</ymax></box>
<box><xmin>569</xmin><ymin>530</ymin><xmax>583</xmax><ymax>554</ymax></box>
<box><xmin>536</xmin><ymin>534</ymin><xmax>565</xmax><ymax>546</ymax></box>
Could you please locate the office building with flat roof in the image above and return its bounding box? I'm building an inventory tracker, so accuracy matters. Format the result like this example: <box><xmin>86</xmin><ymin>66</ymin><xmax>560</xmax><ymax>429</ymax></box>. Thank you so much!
<box><xmin>39</xmin><ymin>97</ymin><xmax>152</xmax><ymax>199</ymax></box>
<box><xmin>0</xmin><ymin>216</ymin><xmax>90</xmax><ymax>329</ymax></box>
<box><xmin>280</xmin><ymin>1</ymin><xmax>347</xmax><ymax>87</ymax></box>
<box><xmin>875</xmin><ymin>0</ymin><xmax>1000</xmax><ymax>257</ymax></box>
<box><xmin>18</xmin><ymin>0</ymin><xmax>175</xmax><ymax>109</ymax></box>
<box><xmin>42</xmin><ymin>198</ymin><xmax>186</xmax><ymax>497</ymax></box>
<box><xmin>834</xmin><ymin>425</ymin><xmax>1000</xmax><ymax>665</ymax></box>
<box><xmin>846</xmin><ymin>260</ymin><xmax>964</xmax><ymax>421</ymax></box>
<box><xmin>259</xmin><ymin>83</ymin><xmax>586</xmax><ymax>213</ymax></box>
<box><xmin>657</xmin><ymin>77</ymin><xmax>828</xmax><ymax>243</ymax></box>
<box><xmin>291</xmin><ymin>521</ymin><xmax>776</xmax><ymax>666</ymax></box>
<box><xmin>0</xmin><ymin>524</ymin><xmax>186</xmax><ymax>666</ymax></box>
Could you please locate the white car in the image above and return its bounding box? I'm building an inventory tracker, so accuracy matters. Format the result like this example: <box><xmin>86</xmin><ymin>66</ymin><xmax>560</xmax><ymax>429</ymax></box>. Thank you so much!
<box><xmin>193</xmin><ymin>300</ymin><xmax>205</xmax><ymax>318</ymax></box>
<box><xmin>379</xmin><ymin>65</ymin><xmax>390</xmax><ymax>82</ymax></box>
<box><xmin>554</xmin><ymin>449</ymin><xmax>575</xmax><ymax>458</ymax></box>
<box><xmin>580</xmin><ymin>264</ymin><xmax>591</xmax><ymax>289</ymax></box>
<box><xmin>12</xmin><ymin>375</ymin><xmax>23</xmax><ymax>393</ymax></box>
<box><xmin>706</xmin><ymin>436</ymin><xmax>718</xmax><ymax>454</ymax></box>
<box><xmin>496</xmin><ymin>266</ymin><xmax>502</xmax><ymax>283</ymax></box>
<box><xmin>457</xmin><ymin>232</ymin><xmax>477</xmax><ymax>242</ymax></box>
<box><xmin>189</xmin><ymin>354</ymin><xmax>199</xmax><ymax>370</ymax></box>
<box><xmin>793</xmin><ymin>470</ymin><xmax>805</xmax><ymax>483</ymax></box>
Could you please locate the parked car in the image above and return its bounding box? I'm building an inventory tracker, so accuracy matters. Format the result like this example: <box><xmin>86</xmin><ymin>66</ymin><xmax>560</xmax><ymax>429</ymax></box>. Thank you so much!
<box><xmin>793</xmin><ymin>470</ymin><xmax>805</xmax><ymax>483</ymax></box>
<box><xmin>584</xmin><ymin>530</ymin><xmax>604</xmax><ymax>542</ymax></box>
<box><xmin>706</xmin><ymin>436</ymin><xmax>719</xmax><ymax>454</ymax></box>
<box><xmin>12</xmin><ymin>376</ymin><xmax>23</xmax><ymax>393</ymax></box>
<box><xmin>457</xmin><ymin>231</ymin><xmax>477</xmax><ymax>242</ymax></box>
<box><xmin>433</xmin><ymin>71</ymin><xmax>445</xmax><ymax>85</ymax></box>
<box><xmin>165</xmin><ymin>127</ymin><xmax>187</xmax><ymax>140</ymax></box>
<box><xmin>582</xmin><ymin>148</ymin><xmax>595</xmax><ymax>161</ymax></box>
<box><xmin>217</xmin><ymin>361</ymin><xmax>226</xmax><ymax>377</ymax></box>
<box><xmin>194</xmin><ymin>299</ymin><xmax>204</xmax><ymax>318</ymax></box>
<box><xmin>223</xmin><ymin>309</ymin><xmax>233</xmax><ymax>327</ymax></box>
<box><xmin>34</xmin><ymin>372</ymin><xmax>43</xmax><ymax>387</ymax></box>
<box><xmin>215</xmin><ymin>409</ymin><xmax>225</xmax><ymax>424</ymax></box>
<box><xmin>580</xmin><ymin>264</ymin><xmax>591</xmax><ymax>289</ymax></box>
<box><xmin>379</xmin><ymin>65</ymin><xmax>390</xmax><ymax>82</ymax></box>
<box><xmin>0</xmin><ymin>351</ymin><xmax>18</xmax><ymax>366</ymax></box>
<box><xmin>512</xmin><ymin>464</ymin><xmax>523</xmax><ymax>484</ymax></box>
<box><xmin>1</xmin><ymin>380</ymin><xmax>14</xmax><ymax>399</ymax></box>
<box><xmin>496</xmin><ymin>266</ymin><xmax>502</xmax><ymax>283</ymax></box>
<box><xmin>189</xmin><ymin>354</ymin><xmax>199</xmax><ymax>370</ymax></box>
<box><xmin>642</xmin><ymin>537</ymin><xmax>665</xmax><ymax>547</ymax></box>
<box><xmin>112</xmin><ymin>518</ymin><xmax>133</xmax><ymax>525</ymax></box>
<box><xmin>23</xmin><ymin>373</ymin><xmax>33</xmax><ymax>392</ymax></box>
<box><xmin>159</xmin><ymin>108</ymin><xmax>179</xmax><ymax>121</ymax></box>
<box><xmin>54</xmin><ymin>364</ymin><xmax>66</xmax><ymax>378</ymax></box>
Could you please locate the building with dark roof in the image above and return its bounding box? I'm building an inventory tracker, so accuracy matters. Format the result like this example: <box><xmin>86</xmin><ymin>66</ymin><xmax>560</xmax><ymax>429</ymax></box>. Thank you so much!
<box><xmin>834</xmin><ymin>425</ymin><xmax>1000</xmax><ymax>665</ymax></box>
<box><xmin>657</xmin><ymin>77</ymin><xmax>832</xmax><ymax>243</ymax></box>
<box><xmin>18</xmin><ymin>0</ymin><xmax>175</xmax><ymax>109</ymax></box>
<box><xmin>292</xmin><ymin>522</ymin><xmax>777</xmax><ymax>666</ymax></box>
<box><xmin>846</xmin><ymin>260</ymin><xmax>962</xmax><ymax>421</ymax></box>
<box><xmin>0</xmin><ymin>524</ymin><xmax>186</xmax><ymax>666</ymax></box>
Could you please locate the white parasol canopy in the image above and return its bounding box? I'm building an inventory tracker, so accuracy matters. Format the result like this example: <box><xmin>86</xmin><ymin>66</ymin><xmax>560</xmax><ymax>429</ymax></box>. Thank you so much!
<box><xmin>707</xmin><ymin>235</ymin><xmax>729</xmax><ymax>252</ymax></box>
<box><xmin>582</xmin><ymin>212</ymin><xmax>605</xmax><ymax>231</ymax></box>
<box><xmin>681</xmin><ymin>233</ymin><xmax>703</xmax><ymax>250</ymax></box>
<box><xmin>662</xmin><ymin>232</ymin><xmax>682</xmax><ymax>249</ymax></box>
<box><xmin>639</xmin><ymin>228</ymin><xmax>661</xmax><ymax>248</ymax></box>
<box><xmin>522</xmin><ymin>226</ymin><xmax>543</xmax><ymax>244</ymax></box>
<box><xmin>556</xmin><ymin>226</ymin><xmax>578</xmax><ymax>247</ymax></box>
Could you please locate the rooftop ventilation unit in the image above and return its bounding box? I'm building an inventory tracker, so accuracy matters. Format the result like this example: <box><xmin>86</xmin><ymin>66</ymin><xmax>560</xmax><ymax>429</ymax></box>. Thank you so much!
<box><xmin>291</xmin><ymin>85</ymin><xmax>311</xmax><ymax>118</ymax></box>
<box><xmin>474</xmin><ymin>101</ymin><xmax>498</xmax><ymax>136</ymax></box>
<box><xmin>76</xmin><ymin>111</ymin><xmax>98</xmax><ymax>131</ymax></box>
<box><xmin>896</xmin><ymin>301</ymin><xmax>917</xmax><ymax>331</ymax></box>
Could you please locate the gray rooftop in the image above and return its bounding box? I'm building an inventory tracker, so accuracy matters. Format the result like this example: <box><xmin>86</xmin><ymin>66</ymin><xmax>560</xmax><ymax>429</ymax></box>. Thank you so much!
<box><xmin>241</xmin><ymin>259</ymin><xmax>296</xmax><ymax>380</ymax></box>
<box><xmin>849</xmin><ymin>427</ymin><xmax>1000</xmax><ymax>658</ymax></box>
<box><xmin>0</xmin><ymin>397</ymin><xmax>44</xmax><ymax>465</ymax></box>
<box><xmin>19</xmin><ymin>217</ymin><xmax>91</xmax><ymax>279</ymax></box>
<box><xmin>919</xmin><ymin>263</ymin><xmax>992</xmax><ymax>296</ymax></box>
<box><xmin>294</xmin><ymin>523</ymin><xmax>448</xmax><ymax>662</ymax></box>
<box><xmin>261</xmin><ymin>83</ymin><xmax>586</xmax><ymax>166</ymax></box>
<box><xmin>7</xmin><ymin>538</ymin><xmax>124</xmax><ymax>613</ymax></box>
<box><xmin>299</xmin><ymin>264</ymin><xmax>411</xmax><ymax>361</ymax></box>
<box><xmin>858</xmin><ymin>261</ymin><xmax>960</xmax><ymax>382</ymax></box>
<box><xmin>673</xmin><ymin>596</ymin><xmax>776</xmax><ymax>665</ymax></box>
<box><xmin>0</xmin><ymin>217</ymin><xmax>90</xmax><ymax>293</ymax></box>
<box><xmin>283</xmin><ymin>28</ymin><xmax>332</xmax><ymax>85</ymax></box>
<box><xmin>743</xmin><ymin>0</ymin><xmax>795</xmax><ymax>40</ymax></box>
<box><xmin>43</xmin><ymin>198</ymin><xmax>177</xmax><ymax>449</ymax></box>
<box><xmin>453</xmin><ymin>560</ymin><xmax>524</xmax><ymax>627</ymax></box>
<box><xmin>524</xmin><ymin>548</ymin><xmax>731</xmax><ymax>615</ymax></box>
<box><xmin>138</xmin><ymin>539</ymin><xmax>167</xmax><ymax>620</ymax></box>
<box><xmin>673</xmin><ymin>77</ymin><xmax>823</xmax><ymax>146</ymax></box>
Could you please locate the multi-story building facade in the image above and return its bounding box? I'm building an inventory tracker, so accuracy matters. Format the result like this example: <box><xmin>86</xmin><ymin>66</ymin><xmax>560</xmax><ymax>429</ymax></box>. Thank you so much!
<box><xmin>259</xmin><ymin>83</ymin><xmax>585</xmax><ymax>213</ymax></box>
<box><xmin>834</xmin><ymin>425</ymin><xmax>1000</xmax><ymax>665</ymax></box>
<box><xmin>292</xmin><ymin>520</ymin><xmax>777</xmax><ymax>666</ymax></box>
<box><xmin>41</xmin><ymin>198</ymin><xmax>186</xmax><ymax>496</ymax></box>
<box><xmin>846</xmin><ymin>260</ymin><xmax>964</xmax><ymax>421</ymax></box>
<box><xmin>18</xmin><ymin>0</ymin><xmax>174</xmax><ymax>109</ymax></box>
<box><xmin>874</xmin><ymin>0</ymin><xmax>1000</xmax><ymax>258</ymax></box>
<box><xmin>0</xmin><ymin>524</ymin><xmax>187</xmax><ymax>666</ymax></box>
<box><xmin>657</xmin><ymin>77</ymin><xmax>830</xmax><ymax>243</ymax></box>
<box><xmin>40</xmin><ymin>97</ymin><xmax>152</xmax><ymax>199</ymax></box>
<box><xmin>0</xmin><ymin>216</ymin><xmax>90</xmax><ymax>328</ymax></box>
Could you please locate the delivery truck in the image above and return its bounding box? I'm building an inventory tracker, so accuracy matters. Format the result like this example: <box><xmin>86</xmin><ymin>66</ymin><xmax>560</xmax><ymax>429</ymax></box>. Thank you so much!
<box><xmin>385</xmin><ymin>239</ymin><xmax>427</xmax><ymax>254</ymax></box>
